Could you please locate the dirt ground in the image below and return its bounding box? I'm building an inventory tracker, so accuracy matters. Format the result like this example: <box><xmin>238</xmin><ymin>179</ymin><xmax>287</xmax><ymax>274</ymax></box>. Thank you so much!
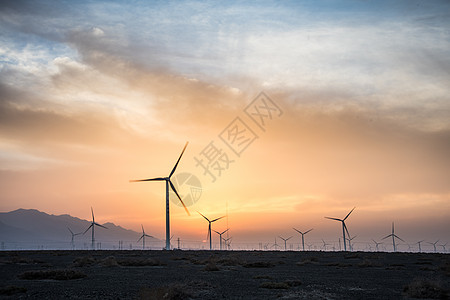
<box><xmin>0</xmin><ymin>250</ymin><xmax>449</xmax><ymax>299</ymax></box>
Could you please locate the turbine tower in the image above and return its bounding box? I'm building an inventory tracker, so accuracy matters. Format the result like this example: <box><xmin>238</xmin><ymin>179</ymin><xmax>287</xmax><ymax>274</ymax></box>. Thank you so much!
<box><xmin>83</xmin><ymin>207</ymin><xmax>107</xmax><ymax>250</ymax></box>
<box><xmin>137</xmin><ymin>224</ymin><xmax>152</xmax><ymax>250</ymax></box>
<box><xmin>198</xmin><ymin>212</ymin><xmax>224</xmax><ymax>250</ymax></box>
<box><xmin>381</xmin><ymin>222</ymin><xmax>404</xmax><ymax>252</ymax></box>
<box><xmin>325</xmin><ymin>207</ymin><xmax>355</xmax><ymax>251</ymax></box>
<box><xmin>130</xmin><ymin>142</ymin><xmax>190</xmax><ymax>250</ymax></box>
<box><xmin>292</xmin><ymin>228</ymin><xmax>313</xmax><ymax>251</ymax></box>
<box><xmin>67</xmin><ymin>227</ymin><xmax>82</xmax><ymax>250</ymax></box>
<box><xmin>278</xmin><ymin>236</ymin><xmax>292</xmax><ymax>251</ymax></box>
<box><xmin>416</xmin><ymin>240</ymin><xmax>424</xmax><ymax>252</ymax></box>
<box><xmin>213</xmin><ymin>228</ymin><xmax>229</xmax><ymax>250</ymax></box>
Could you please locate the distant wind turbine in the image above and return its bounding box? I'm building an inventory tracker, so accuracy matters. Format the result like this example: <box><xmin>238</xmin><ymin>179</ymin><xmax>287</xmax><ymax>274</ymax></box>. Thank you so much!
<box><xmin>325</xmin><ymin>207</ymin><xmax>355</xmax><ymax>251</ymax></box>
<box><xmin>428</xmin><ymin>240</ymin><xmax>439</xmax><ymax>253</ymax></box>
<box><xmin>137</xmin><ymin>224</ymin><xmax>152</xmax><ymax>250</ymax></box>
<box><xmin>381</xmin><ymin>222</ymin><xmax>404</xmax><ymax>252</ymax></box>
<box><xmin>224</xmin><ymin>237</ymin><xmax>232</xmax><ymax>250</ymax></box>
<box><xmin>272</xmin><ymin>237</ymin><xmax>281</xmax><ymax>250</ymax></box>
<box><xmin>439</xmin><ymin>242</ymin><xmax>447</xmax><ymax>252</ymax></box>
<box><xmin>67</xmin><ymin>227</ymin><xmax>82</xmax><ymax>249</ymax></box>
<box><xmin>83</xmin><ymin>207</ymin><xmax>107</xmax><ymax>250</ymax></box>
<box><xmin>372</xmin><ymin>239</ymin><xmax>382</xmax><ymax>252</ymax></box>
<box><xmin>347</xmin><ymin>235</ymin><xmax>357</xmax><ymax>251</ymax></box>
<box><xmin>198</xmin><ymin>212</ymin><xmax>224</xmax><ymax>250</ymax></box>
<box><xmin>213</xmin><ymin>229</ymin><xmax>229</xmax><ymax>250</ymax></box>
<box><xmin>292</xmin><ymin>228</ymin><xmax>313</xmax><ymax>251</ymax></box>
<box><xmin>416</xmin><ymin>240</ymin><xmax>425</xmax><ymax>252</ymax></box>
<box><xmin>278</xmin><ymin>236</ymin><xmax>292</xmax><ymax>251</ymax></box>
<box><xmin>130</xmin><ymin>142</ymin><xmax>190</xmax><ymax>250</ymax></box>
<box><xmin>321</xmin><ymin>239</ymin><xmax>331</xmax><ymax>251</ymax></box>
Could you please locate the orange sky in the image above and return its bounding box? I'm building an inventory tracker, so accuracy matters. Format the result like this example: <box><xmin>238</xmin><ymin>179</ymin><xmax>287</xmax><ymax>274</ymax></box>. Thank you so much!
<box><xmin>1</xmin><ymin>1</ymin><xmax>449</xmax><ymax>249</ymax></box>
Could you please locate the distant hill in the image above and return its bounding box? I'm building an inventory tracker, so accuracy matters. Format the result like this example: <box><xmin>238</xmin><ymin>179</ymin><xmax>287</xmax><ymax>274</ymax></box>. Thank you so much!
<box><xmin>0</xmin><ymin>209</ymin><xmax>162</xmax><ymax>250</ymax></box>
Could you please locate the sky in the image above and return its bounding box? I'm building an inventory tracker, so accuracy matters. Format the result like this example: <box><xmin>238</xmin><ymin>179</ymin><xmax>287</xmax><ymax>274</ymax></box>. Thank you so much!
<box><xmin>1</xmin><ymin>0</ymin><xmax>449</xmax><ymax>250</ymax></box>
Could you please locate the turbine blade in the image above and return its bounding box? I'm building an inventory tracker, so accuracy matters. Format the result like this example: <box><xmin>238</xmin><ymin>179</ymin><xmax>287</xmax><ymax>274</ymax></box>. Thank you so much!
<box><xmin>394</xmin><ymin>235</ymin><xmax>405</xmax><ymax>243</ymax></box>
<box><xmin>169</xmin><ymin>180</ymin><xmax>190</xmax><ymax>216</ymax></box>
<box><xmin>91</xmin><ymin>207</ymin><xmax>94</xmax><ymax>222</ymax></box>
<box><xmin>137</xmin><ymin>235</ymin><xmax>143</xmax><ymax>242</ymax></box>
<box><xmin>287</xmin><ymin>236</ymin><xmax>292</xmax><ymax>240</ymax></box>
<box><xmin>292</xmin><ymin>228</ymin><xmax>301</xmax><ymax>234</ymax></box>
<box><xmin>343</xmin><ymin>222</ymin><xmax>350</xmax><ymax>237</ymax></box>
<box><xmin>67</xmin><ymin>227</ymin><xmax>73</xmax><ymax>234</ymax></box>
<box><xmin>305</xmin><ymin>229</ymin><xmax>313</xmax><ymax>234</ymax></box>
<box><xmin>381</xmin><ymin>234</ymin><xmax>391</xmax><ymax>240</ymax></box>
<box><xmin>197</xmin><ymin>211</ymin><xmax>210</xmax><ymax>222</ymax></box>
<box><xmin>94</xmin><ymin>223</ymin><xmax>108</xmax><ymax>229</ymax></box>
<box><xmin>343</xmin><ymin>207</ymin><xmax>356</xmax><ymax>221</ymax></box>
<box><xmin>211</xmin><ymin>216</ymin><xmax>225</xmax><ymax>223</ymax></box>
<box><xmin>83</xmin><ymin>224</ymin><xmax>93</xmax><ymax>235</ymax></box>
<box><xmin>325</xmin><ymin>217</ymin><xmax>341</xmax><ymax>221</ymax></box>
<box><xmin>129</xmin><ymin>177</ymin><xmax>166</xmax><ymax>182</ymax></box>
<box><xmin>213</xmin><ymin>230</ymin><xmax>220</xmax><ymax>235</ymax></box>
<box><xmin>222</xmin><ymin>228</ymin><xmax>229</xmax><ymax>235</ymax></box>
<box><xmin>141</xmin><ymin>224</ymin><xmax>144</xmax><ymax>233</ymax></box>
<box><xmin>169</xmin><ymin>142</ymin><xmax>189</xmax><ymax>178</ymax></box>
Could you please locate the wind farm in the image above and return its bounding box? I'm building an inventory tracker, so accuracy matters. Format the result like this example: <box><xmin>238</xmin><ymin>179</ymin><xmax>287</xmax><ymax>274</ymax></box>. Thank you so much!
<box><xmin>1</xmin><ymin>0</ymin><xmax>449</xmax><ymax>298</ymax></box>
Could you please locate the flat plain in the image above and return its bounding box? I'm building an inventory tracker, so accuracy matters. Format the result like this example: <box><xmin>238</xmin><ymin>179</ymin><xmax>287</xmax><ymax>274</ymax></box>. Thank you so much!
<box><xmin>0</xmin><ymin>250</ymin><xmax>449</xmax><ymax>299</ymax></box>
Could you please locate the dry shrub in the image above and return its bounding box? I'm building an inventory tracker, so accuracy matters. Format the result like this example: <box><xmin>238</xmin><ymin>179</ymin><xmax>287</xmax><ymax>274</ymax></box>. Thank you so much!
<box><xmin>18</xmin><ymin>269</ymin><xmax>86</xmax><ymax>280</ymax></box>
<box><xmin>284</xmin><ymin>280</ymin><xmax>302</xmax><ymax>287</ymax></box>
<box><xmin>403</xmin><ymin>278</ymin><xmax>448</xmax><ymax>299</ymax></box>
<box><xmin>358</xmin><ymin>259</ymin><xmax>377</xmax><ymax>268</ymax></box>
<box><xmin>204</xmin><ymin>262</ymin><xmax>219</xmax><ymax>271</ymax></box>
<box><xmin>0</xmin><ymin>286</ymin><xmax>27</xmax><ymax>296</ymax></box>
<box><xmin>73</xmin><ymin>256</ymin><xmax>96</xmax><ymax>267</ymax></box>
<box><xmin>101</xmin><ymin>256</ymin><xmax>118</xmax><ymax>267</ymax></box>
<box><xmin>217</xmin><ymin>255</ymin><xmax>243</xmax><ymax>266</ymax></box>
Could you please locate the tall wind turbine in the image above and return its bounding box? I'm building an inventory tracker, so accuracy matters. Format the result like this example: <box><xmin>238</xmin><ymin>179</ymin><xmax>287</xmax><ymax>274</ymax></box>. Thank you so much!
<box><xmin>439</xmin><ymin>242</ymin><xmax>447</xmax><ymax>252</ymax></box>
<box><xmin>325</xmin><ymin>207</ymin><xmax>355</xmax><ymax>251</ymax></box>
<box><xmin>292</xmin><ymin>228</ymin><xmax>313</xmax><ymax>251</ymax></box>
<box><xmin>67</xmin><ymin>227</ymin><xmax>82</xmax><ymax>249</ymax></box>
<box><xmin>130</xmin><ymin>142</ymin><xmax>190</xmax><ymax>250</ymax></box>
<box><xmin>381</xmin><ymin>222</ymin><xmax>404</xmax><ymax>252</ymax></box>
<box><xmin>198</xmin><ymin>212</ymin><xmax>224</xmax><ymax>250</ymax></box>
<box><xmin>137</xmin><ymin>224</ymin><xmax>152</xmax><ymax>250</ymax></box>
<box><xmin>278</xmin><ymin>236</ymin><xmax>292</xmax><ymax>251</ymax></box>
<box><xmin>213</xmin><ymin>229</ymin><xmax>229</xmax><ymax>250</ymax></box>
<box><xmin>428</xmin><ymin>240</ymin><xmax>439</xmax><ymax>253</ymax></box>
<box><xmin>83</xmin><ymin>207</ymin><xmax>107</xmax><ymax>250</ymax></box>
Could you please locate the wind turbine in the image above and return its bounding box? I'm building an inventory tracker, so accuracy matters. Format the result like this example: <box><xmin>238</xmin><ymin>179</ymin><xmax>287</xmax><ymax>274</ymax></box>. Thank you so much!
<box><xmin>439</xmin><ymin>242</ymin><xmax>447</xmax><ymax>252</ymax></box>
<box><xmin>416</xmin><ymin>240</ymin><xmax>424</xmax><ymax>252</ymax></box>
<box><xmin>321</xmin><ymin>239</ymin><xmax>331</xmax><ymax>251</ymax></box>
<box><xmin>325</xmin><ymin>207</ymin><xmax>355</xmax><ymax>251</ymax></box>
<box><xmin>137</xmin><ymin>224</ymin><xmax>152</xmax><ymax>250</ymax></box>
<box><xmin>372</xmin><ymin>239</ymin><xmax>382</xmax><ymax>251</ymax></box>
<box><xmin>381</xmin><ymin>222</ymin><xmax>404</xmax><ymax>252</ymax></box>
<box><xmin>198</xmin><ymin>212</ymin><xmax>224</xmax><ymax>250</ymax></box>
<box><xmin>224</xmin><ymin>237</ymin><xmax>232</xmax><ymax>250</ymax></box>
<box><xmin>292</xmin><ymin>228</ymin><xmax>313</xmax><ymax>251</ymax></box>
<box><xmin>272</xmin><ymin>237</ymin><xmax>281</xmax><ymax>250</ymax></box>
<box><xmin>428</xmin><ymin>240</ymin><xmax>439</xmax><ymax>253</ymax></box>
<box><xmin>67</xmin><ymin>227</ymin><xmax>82</xmax><ymax>249</ymax></box>
<box><xmin>347</xmin><ymin>235</ymin><xmax>357</xmax><ymax>251</ymax></box>
<box><xmin>213</xmin><ymin>229</ymin><xmax>229</xmax><ymax>250</ymax></box>
<box><xmin>130</xmin><ymin>142</ymin><xmax>190</xmax><ymax>250</ymax></box>
<box><xmin>278</xmin><ymin>236</ymin><xmax>292</xmax><ymax>251</ymax></box>
<box><xmin>83</xmin><ymin>207</ymin><xmax>107</xmax><ymax>250</ymax></box>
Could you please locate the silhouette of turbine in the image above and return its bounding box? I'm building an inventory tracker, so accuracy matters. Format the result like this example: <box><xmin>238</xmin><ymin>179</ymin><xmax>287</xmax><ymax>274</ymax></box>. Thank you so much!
<box><xmin>292</xmin><ymin>228</ymin><xmax>313</xmax><ymax>251</ymax></box>
<box><xmin>137</xmin><ymin>224</ymin><xmax>152</xmax><ymax>250</ymax></box>
<box><xmin>382</xmin><ymin>222</ymin><xmax>404</xmax><ymax>252</ymax></box>
<box><xmin>198</xmin><ymin>212</ymin><xmax>224</xmax><ymax>250</ymax></box>
<box><xmin>416</xmin><ymin>240</ymin><xmax>424</xmax><ymax>252</ymax></box>
<box><xmin>428</xmin><ymin>240</ymin><xmax>439</xmax><ymax>253</ymax></box>
<box><xmin>130</xmin><ymin>142</ymin><xmax>190</xmax><ymax>250</ymax></box>
<box><xmin>325</xmin><ymin>207</ymin><xmax>355</xmax><ymax>251</ymax></box>
<box><xmin>67</xmin><ymin>227</ymin><xmax>82</xmax><ymax>249</ymax></box>
<box><xmin>213</xmin><ymin>228</ymin><xmax>229</xmax><ymax>250</ymax></box>
<box><xmin>83</xmin><ymin>207</ymin><xmax>107</xmax><ymax>250</ymax></box>
<box><xmin>278</xmin><ymin>236</ymin><xmax>292</xmax><ymax>251</ymax></box>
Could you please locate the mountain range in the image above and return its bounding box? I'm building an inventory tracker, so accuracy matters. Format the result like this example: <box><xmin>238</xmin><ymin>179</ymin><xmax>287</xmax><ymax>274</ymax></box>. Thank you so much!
<box><xmin>0</xmin><ymin>209</ymin><xmax>162</xmax><ymax>250</ymax></box>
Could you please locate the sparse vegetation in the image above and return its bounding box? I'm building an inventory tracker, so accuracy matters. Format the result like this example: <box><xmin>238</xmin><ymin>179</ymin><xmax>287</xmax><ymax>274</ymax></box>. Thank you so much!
<box><xmin>118</xmin><ymin>258</ymin><xmax>165</xmax><ymax>266</ymax></box>
<box><xmin>253</xmin><ymin>275</ymin><xmax>273</xmax><ymax>279</ymax></box>
<box><xmin>403</xmin><ymin>278</ymin><xmax>448</xmax><ymax>299</ymax></box>
<box><xmin>204</xmin><ymin>262</ymin><xmax>219</xmax><ymax>271</ymax></box>
<box><xmin>139</xmin><ymin>284</ymin><xmax>192</xmax><ymax>300</ymax></box>
<box><xmin>243</xmin><ymin>261</ymin><xmax>275</xmax><ymax>268</ymax></box>
<box><xmin>260</xmin><ymin>282</ymin><xmax>290</xmax><ymax>289</ymax></box>
<box><xmin>18</xmin><ymin>269</ymin><xmax>87</xmax><ymax>280</ymax></box>
<box><xmin>73</xmin><ymin>255</ymin><xmax>96</xmax><ymax>267</ymax></box>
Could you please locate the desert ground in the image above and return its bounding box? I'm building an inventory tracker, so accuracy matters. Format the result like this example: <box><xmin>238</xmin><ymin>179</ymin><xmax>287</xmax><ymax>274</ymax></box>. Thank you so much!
<box><xmin>0</xmin><ymin>250</ymin><xmax>449</xmax><ymax>299</ymax></box>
